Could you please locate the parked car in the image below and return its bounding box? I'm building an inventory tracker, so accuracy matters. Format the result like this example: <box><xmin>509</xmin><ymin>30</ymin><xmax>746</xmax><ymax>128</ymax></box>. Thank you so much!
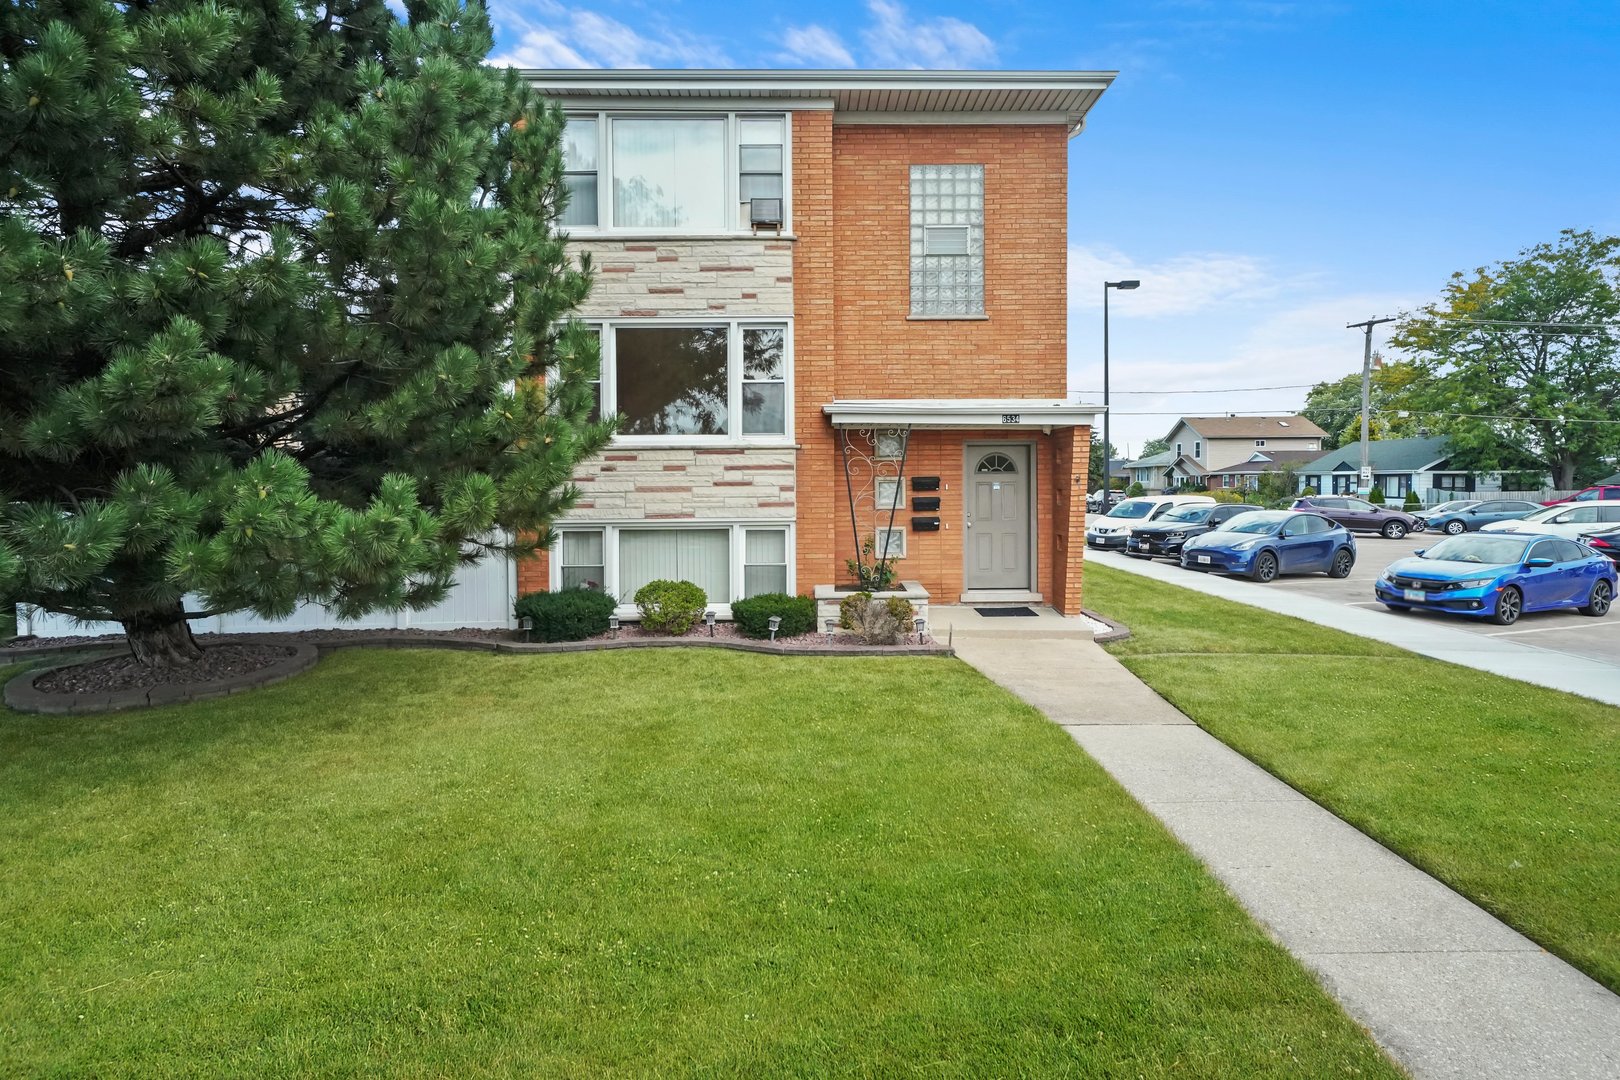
<box><xmin>1579</xmin><ymin>527</ymin><xmax>1620</xmax><ymax>566</ymax></box>
<box><xmin>1290</xmin><ymin>495</ymin><xmax>1422</xmax><ymax>539</ymax></box>
<box><xmin>1374</xmin><ymin>534</ymin><xmax>1615</xmax><ymax>625</ymax></box>
<box><xmin>1479</xmin><ymin>500</ymin><xmax>1620</xmax><ymax>541</ymax></box>
<box><xmin>1086</xmin><ymin>494</ymin><xmax>1215</xmax><ymax>549</ymax></box>
<box><xmin>1541</xmin><ymin>485</ymin><xmax>1620</xmax><ymax>506</ymax></box>
<box><xmin>1179</xmin><ymin>510</ymin><xmax>1356</xmax><ymax>582</ymax></box>
<box><xmin>1417</xmin><ymin>498</ymin><xmax>1542</xmax><ymax>535</ymax></box>
<box><xmin>1124</xmin><ymin>503</ymin><xmax>1263</xmax><ymax>559</ymax></box>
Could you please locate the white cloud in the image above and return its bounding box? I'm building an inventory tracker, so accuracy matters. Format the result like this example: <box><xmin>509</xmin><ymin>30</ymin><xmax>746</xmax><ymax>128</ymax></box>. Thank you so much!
<box><xmin>1067</xmin><ymin>244</ymin><xmax>1285</xmax><ymax>317</ymax></box>
<box><xmin>861</xmin><ymin>0</ymin><xmax>996</xmax><ymax>68</ymax></box>
<box><xmin>782</xmin><ymin>2</ymin><xmax>995</xmax><ymax>71</ymax></box>
<box><xmin>489</xmin><ymin>3</ymin><xmax>730</xmax><ymax>69</ymax></box>
<box><xmin>777</xmin><ymin>25</ymin><xmax>856</xmax><ymax>68</ymax></box>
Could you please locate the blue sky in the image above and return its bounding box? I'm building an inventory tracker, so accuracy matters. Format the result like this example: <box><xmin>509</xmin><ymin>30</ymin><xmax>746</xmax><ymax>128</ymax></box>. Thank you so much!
<box><xmin>487</xmin><ymin>0</ymin><xmax>1620</xmax><ymax>453</ymax></box>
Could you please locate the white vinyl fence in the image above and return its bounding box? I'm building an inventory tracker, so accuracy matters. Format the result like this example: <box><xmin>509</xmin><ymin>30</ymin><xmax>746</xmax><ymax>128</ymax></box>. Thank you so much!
<box><xmin>16</xmin><ymin>553</ymin><xmax>515</xmax><ymax>639</ymax></box>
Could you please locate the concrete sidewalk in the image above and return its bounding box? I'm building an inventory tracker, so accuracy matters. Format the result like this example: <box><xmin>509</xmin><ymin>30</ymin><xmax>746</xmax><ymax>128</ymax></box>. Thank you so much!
<box><xmin>948</xmin><ymin>618</ymin><xmax>1620</xmax><ymax>1080</ymax></box>
<box><xmin>1094</xmin><ymin>550</ymin><xmax>1620</xmax><ymax>707</ymax></box>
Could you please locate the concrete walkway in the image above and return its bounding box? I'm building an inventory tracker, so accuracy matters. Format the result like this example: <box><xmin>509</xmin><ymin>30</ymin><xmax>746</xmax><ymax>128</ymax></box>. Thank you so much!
<box><xmin>1093</xmin><ymin>550</ymin><xmax>1620</xmax><ymax>707</ymax></box>
<box><xmin>939</xmin><ymin>609</ymin><xmax>1620</xmax><ymax>1080</ymax></box>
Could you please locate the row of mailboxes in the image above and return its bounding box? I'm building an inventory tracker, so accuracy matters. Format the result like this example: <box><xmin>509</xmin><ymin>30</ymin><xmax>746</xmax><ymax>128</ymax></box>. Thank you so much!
<box><xmin>911</xmin><ymin>477</ymin><xmax>941</xmax><ymax>530</ymax></box>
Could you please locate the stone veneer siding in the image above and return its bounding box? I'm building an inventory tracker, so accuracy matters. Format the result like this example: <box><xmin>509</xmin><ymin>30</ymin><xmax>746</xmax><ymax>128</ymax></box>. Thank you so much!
<box><xmin>568</xmin><ymin>448</ymin><xmax>796</xmax><ymax>521</ymax></box>
<box><xmin>571</xmin><ymin>240</ymin><xmax>792</xmax><ymax>317</ymax></box>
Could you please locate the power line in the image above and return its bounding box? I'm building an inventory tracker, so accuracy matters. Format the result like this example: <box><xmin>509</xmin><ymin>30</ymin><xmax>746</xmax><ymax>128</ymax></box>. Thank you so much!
<box><xmin>1071</xmin><ymin>383</ymin><xmax>1317</xmax><ymax>395</ymax></box>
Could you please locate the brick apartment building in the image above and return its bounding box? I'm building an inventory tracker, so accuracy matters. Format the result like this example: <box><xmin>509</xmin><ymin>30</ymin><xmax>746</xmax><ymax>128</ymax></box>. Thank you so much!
<box><xmin>517</xmin><ymin>70</ymin><xmax>1114</xmax><ymax>617</ymax></box>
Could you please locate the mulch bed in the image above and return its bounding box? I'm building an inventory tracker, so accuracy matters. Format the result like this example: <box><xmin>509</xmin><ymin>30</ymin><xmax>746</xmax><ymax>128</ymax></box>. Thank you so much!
<box><xmin>576</xmin><ymin>621</ymin><xmax>938</xmax><ymax>651</ymax></box>
<box><xmin>33</xmin><ymin>644</ymin><xmax>296</xmax><ymax>695</ymax></box>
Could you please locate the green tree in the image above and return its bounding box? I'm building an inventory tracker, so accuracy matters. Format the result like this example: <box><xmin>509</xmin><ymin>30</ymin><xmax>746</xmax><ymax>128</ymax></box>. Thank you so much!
<box><xmin>1253</xmin><ymin>464</ymin><xmax>1301</xmax><ymax>509</ymax></box>
<box><xmin>1302</xmin><ymin>358</ymin><xmax>1426</xmax><ymax>451</ymax></box>
<box><xmin>0</xmin><ymin>0</ymin><xmax>614</xmax><ymax>665</ymax></box>
<box><xmin>1089</xmin><ymin>436</ymin><xmax>1121</xmax><ymax>491</ymax></box>
<box><xmin>1391</xmin><ymin>230</ymin><xmax>1620</xmax><ymax>487</ymax></box>
<box><xmin>1140</xmin><ymin>436</ymin><xmax>1171</xmax><ymax>457</ymax></box>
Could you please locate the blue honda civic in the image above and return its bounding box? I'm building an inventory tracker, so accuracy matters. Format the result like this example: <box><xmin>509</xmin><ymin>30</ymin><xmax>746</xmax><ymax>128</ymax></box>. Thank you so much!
<box><xmin>1179</xmin><ymin>510</ymin><xmax>1357</xmax><ymax>582</ymax></box>
<box><xmin>1374</xmin><ymin>534</ymin><xmax>1616</xmax><ymax>626</ymax></box>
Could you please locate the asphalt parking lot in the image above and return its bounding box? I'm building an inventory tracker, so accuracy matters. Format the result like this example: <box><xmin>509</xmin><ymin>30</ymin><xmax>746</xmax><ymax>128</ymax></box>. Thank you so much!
<box><xmin>1091</xmin><ymin>532</ymin><xmax>1620</xmax><ymax>667</ymax></box>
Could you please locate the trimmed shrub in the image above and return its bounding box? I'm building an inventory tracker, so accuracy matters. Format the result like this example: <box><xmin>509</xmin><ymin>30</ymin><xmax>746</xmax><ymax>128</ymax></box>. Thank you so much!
<box><xmin>1367</xmin><ymin>485</ymin><xmax>1386</xmax><ymax>505</ymax></box>
<box><xmin>1125</xmin><ymin>481</ymin><xmax>1145</xmax><ymax>497</ymax></box>
<box><xmin>838</xmin><ymin>590</ymin><xmax>873</xmax><ymax>630</ymax></box>
<box><xmin>732</xmin><ymin>593</ymin><xmax>817</xmax><ymax>639</ymax></box>
<box><xmin>1301</xmin><ymin>485</ymin><xmax>1319</xmax><ymax>497</ymax></box>
<box><xmin>513</xmin><ymin>587</ymin><xmax>617</xmax><ymax>643</ymax></box>
<box><xmin>1208</xmin><ymin>489</ymin><xmax>1248</xmax><ymax>504</ymax></box>
<box><xmin>884</xmin><ymin>596</ymin><xmax>915</xmax><ymax>634</ymax></box>
<box><xmin>1403</xmin><ymin>490</ymin><xmax>1422</xmax><ymax>511</ymax></box>
<box><xmin>634</xmin><ymin>579</ymin><xmax>707</xmax><ymax>636</ymax></box>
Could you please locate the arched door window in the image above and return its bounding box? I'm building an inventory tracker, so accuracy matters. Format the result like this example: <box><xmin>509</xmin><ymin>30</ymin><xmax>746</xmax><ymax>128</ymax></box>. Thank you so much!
<box><xmin>976</xmin><ymin>452</ymin><xmax>1018</xmax><ymax>475</ymax></box>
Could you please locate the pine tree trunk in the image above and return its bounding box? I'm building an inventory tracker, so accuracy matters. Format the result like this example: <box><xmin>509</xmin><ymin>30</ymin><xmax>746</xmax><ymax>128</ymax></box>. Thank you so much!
<box><xmin>121</xmin><ymin>603</ymin><xmax>204</xmax><ymax>667</ymax></box>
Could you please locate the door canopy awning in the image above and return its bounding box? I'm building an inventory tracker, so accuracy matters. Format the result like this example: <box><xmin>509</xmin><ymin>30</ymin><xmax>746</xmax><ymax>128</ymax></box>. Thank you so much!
<box><xmin>823</xmin><ymin>399</ymin><xmax>1103</xmax><ymax>430</ymax></box>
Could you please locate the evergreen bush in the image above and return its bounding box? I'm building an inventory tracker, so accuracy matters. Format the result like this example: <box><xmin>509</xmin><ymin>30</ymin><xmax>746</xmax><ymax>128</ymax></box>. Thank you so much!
<box><xmin>634</xmin><ymin>580</ymin><xmax>707</xmax><ymax>636</ymax></box>
<box><xmin>1403</xmin><ymin>490</ymin><xmax>1422</xmax><ymax>511</ymax></box>
<box><xmin>1368</xmin><ymin>486</ymin><xmax>1386</xmax><ymax>505</ymax></box>
<box><xmin>731</xmin><ymin>594</ymin><xmax>817</xmax><ymax>639</ymax></box>
<box><xmin>513</xmin><ymin>588</ymin><xmax>616</xmax><ymax>643</ymax></box>
<box><xmin>1125</xmin><ymin>481</ymin><xmax>1145</xmax><ymax>497</ymax></box>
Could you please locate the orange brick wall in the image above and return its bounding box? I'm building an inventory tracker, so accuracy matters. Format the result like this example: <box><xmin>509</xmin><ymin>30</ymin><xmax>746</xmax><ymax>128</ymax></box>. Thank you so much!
<box><xmin>793</xmin><ymin>110</ymin><xmax>840</xmax><ymax>597</ymax></box>
<box><xmin>831</xmin><ymin>124</ymin><xmax>1069</xmax><ymax>399</ymax></box>
<box><xmin>1052</xmin><ymin>426</ymin><xmax>1091</xmax><ymax>615</ymax></box>
<box><xmin>794</xmin><ymin>120</ymin><xmax>1080</xmax><ymax>603</ymax></box>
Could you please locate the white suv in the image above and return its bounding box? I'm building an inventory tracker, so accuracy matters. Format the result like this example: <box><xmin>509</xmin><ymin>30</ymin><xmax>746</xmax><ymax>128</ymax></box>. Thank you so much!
<box><xmin>1479</xmin><ymin>500</ymin><xmax>1620</xmax><ymax>540</ymax></box>
<box><xmin>1087</xmin><ymin>494</ymin><xmax>1216</xmax><ymax>549</ymax></box>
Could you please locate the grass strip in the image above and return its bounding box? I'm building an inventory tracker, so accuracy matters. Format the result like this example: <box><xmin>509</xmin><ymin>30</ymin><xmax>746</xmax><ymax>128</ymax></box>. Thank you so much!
<box><xmin>1087</xmin><ymin>563</ymin><xmax>1620</xmax><ymax>992</ymax></box>
<box><xmin>0</xmin><ymin>650</ymin><xmax>1397</xmax><ymax>1078</ymax></box>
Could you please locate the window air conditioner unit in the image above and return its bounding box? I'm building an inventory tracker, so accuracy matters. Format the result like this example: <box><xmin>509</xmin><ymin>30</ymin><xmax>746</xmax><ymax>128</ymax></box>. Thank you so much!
<box><xmin>749</xmin><ymin>198</ymin><xmax>783</xmax><ymax>232</ymax></box>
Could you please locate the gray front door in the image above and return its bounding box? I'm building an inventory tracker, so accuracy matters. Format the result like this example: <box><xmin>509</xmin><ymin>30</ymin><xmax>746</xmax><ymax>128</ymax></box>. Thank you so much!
<box><xmin>964</xmin><ymin>445</ymin><xmax>1032</xmax><ymax>590</ymax></box>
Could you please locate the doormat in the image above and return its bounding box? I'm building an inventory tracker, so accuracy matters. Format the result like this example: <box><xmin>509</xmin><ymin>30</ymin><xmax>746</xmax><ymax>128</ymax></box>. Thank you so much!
<box><xmin>974</xmin><ymin>606</ymin><xmax>1038</xmax><ymax>617</ymax></box>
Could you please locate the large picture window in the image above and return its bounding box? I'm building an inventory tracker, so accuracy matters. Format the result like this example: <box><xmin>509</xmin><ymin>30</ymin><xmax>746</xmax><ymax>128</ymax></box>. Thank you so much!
<box><xmin>620</xmin><ymin>528</ymin><xmax>731</xmax><ymax>604</ymax></box>
<box><xmin>579</xmin><ymin>320</ymin><xmax>790</xmax><ymax>443</ymax></box>
<box><xmin>617</xmin><ymin>326</ymin><xmax>729</xmax><ymax>436</ymax></box>
<box><xmin>561</xmin><ymin>113</ymin><xmax>789</xmax><ymax>233</ymax></box>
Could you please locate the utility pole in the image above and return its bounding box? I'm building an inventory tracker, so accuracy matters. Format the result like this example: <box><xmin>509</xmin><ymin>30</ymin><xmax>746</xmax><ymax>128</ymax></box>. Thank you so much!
<box><xmin>1347</xmin><ymin>317</ymin><xmax>1396</xmax><ymax>495</ymax></box>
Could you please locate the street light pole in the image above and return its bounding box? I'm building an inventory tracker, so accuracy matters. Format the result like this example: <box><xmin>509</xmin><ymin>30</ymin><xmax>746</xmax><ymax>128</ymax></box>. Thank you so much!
<box><xmin>1102</xmin><ymin>280</ymin><xmax>1140</xmax><ymax>503</ymax></box>
<box><xmin>1347</xmin><ymin>316</ymin><xmax>1396</xmax><ymax>495</ymax></box>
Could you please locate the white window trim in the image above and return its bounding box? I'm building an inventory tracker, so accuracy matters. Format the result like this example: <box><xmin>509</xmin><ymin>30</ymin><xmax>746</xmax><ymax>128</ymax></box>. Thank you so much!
<box><xmin>562</xmin><ymin>111</ymin><xmax>792</xmax><ymax>237</ymax></box>
<box><xmin>551</xmin><ymin>521</ymin><xmax>796</xmax><ymax>619</ymax></box>
<box><xmin>1255</xmin><ymin>439</ymin><xmax>1267</xmax><ymax>447</ymax></box>
<box><xmin>577</xmin><ymin>316</ymin><xmax>795</xmax><ymax>448</ymax></box>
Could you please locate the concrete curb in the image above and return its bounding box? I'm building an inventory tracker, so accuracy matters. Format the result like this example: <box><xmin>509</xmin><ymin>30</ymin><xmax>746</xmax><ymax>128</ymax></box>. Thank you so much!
<box><xmin>4</xmin><ymin>643</ymin><xmax>319</xmax><ymax>715</ymax></box>
<box><xmin>1082</xmin><ymin>608</ymin><xmax>1131</xmax><ymax>643</ymax></box>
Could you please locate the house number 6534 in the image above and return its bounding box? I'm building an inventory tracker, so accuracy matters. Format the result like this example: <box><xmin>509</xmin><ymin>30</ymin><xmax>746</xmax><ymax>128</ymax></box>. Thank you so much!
<box><xmin>1001</xmin><ymin>413</ymin><xmax>1022</xmax><ymax>424</ymax></box>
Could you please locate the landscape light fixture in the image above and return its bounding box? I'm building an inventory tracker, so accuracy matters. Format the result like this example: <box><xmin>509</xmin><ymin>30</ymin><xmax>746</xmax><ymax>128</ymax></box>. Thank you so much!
<box><xmin>608</xmin><ymin>615</ymin><xmax>620</xmax><ymax>639</ymax></box>
<box><xmin>704</xmin><ymin>609</ymin><xmax>717</xmax><ymax>636</ymax></box>
<box><xmin>768</xmin><ymin>615</ymin><xmax>782</xmax><ymax>642</ymax></box>
<box><xmin>825</xmin><ymin>617</ymin><xmax>839</xmax><ymax>645</ymax></box>
<box><xmin>518</xmin><ymin>615</ymin><xmax>533</xmax><ymax>643</ymax></box>
<box><xmin>914</xmin><ymin>616</ymin><xmax>927</xmax><ymax>644</ymax></box>
<box><xmin>1102</xmin><ymin>280</ymin><xmax>1142</xmax><ymax>503</ymax></box>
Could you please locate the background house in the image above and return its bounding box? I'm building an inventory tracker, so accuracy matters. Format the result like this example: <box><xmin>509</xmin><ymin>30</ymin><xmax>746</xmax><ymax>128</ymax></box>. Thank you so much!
<box><xmin>1124</xmin><ymin>416</ymin><xmax>1325</xmax><ymax>492</ymax></box>
<box><xmin>1204</xmin><ymin>449</ymin><xmax>1324</xmax><ymax>491</ymax></box>
<box><xmin>1296</xmin><ymin>436</ymin><xmax>1552</xmax><ymax>501</ymax></box>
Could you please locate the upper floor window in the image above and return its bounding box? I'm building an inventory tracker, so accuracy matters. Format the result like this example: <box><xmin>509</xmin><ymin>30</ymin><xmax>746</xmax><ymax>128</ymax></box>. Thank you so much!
<box><xmin>1194</xmin><ymin>441</ymin><xmax>1202</xmax><ymax>459</ymax></box>
<box><xmin>561</xmin><ymin>113</ymin><xmax>787</xmax><ymax>233</ymax></box>
<box><xmin>1254</xmin><ymin>439</ymin><xmax>1267</xmax><ymax>447</ymax></box>
<box><xmin>579</xmin><ymin>319</ymin><xmax>791</xmax><ymax>442</ymax></box>
<box><xmin>910</xmin><ymin>164</ymin><xmax>984</xmax><ymax>317</ymax></box>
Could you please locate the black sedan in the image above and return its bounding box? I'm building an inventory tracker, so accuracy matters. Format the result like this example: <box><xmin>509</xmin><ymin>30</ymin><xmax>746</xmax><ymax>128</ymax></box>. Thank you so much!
<box><xmin>1126</xmin><ymin>502</ymin><xmax>1263</xmax><ymax>560</ymax></box>
<box><xmin>1582</xmin><ymin>527</ymin><xmax>1620</xmax><ymax>566</ymax></box>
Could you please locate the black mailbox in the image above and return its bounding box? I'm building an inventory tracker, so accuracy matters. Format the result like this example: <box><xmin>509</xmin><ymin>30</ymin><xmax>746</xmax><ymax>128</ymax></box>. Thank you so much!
<box><xmin>911</xmin><ymin>516</ymin><xmax>941</xmax><ymax>532</ymax></box>
<box><xmin>911</xmin><ymin>476</ymin><xmax>941</xmax><ymax>492</ymax></box>
<box><xmin>911</xmin><ymin>496</ymin><xmax>941</xmax><ymax>512</ymax></box>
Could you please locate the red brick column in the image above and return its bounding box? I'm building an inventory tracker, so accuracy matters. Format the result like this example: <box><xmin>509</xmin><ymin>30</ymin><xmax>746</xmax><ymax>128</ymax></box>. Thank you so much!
<box><xmin>1052</xmin><ymin>425</ymin><xmax>1090</xmax><ymax>615</ymax></box>
<box><xmin>793</xmin><ymin>110</ymin><xmax>839</xmax><ymax>595</ymax></box>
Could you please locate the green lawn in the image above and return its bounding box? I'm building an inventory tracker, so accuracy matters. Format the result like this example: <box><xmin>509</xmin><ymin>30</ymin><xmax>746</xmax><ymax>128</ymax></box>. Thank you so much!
<box><xmin>0</xmin><ymin>649</ymin><xmax>1397</xmax><ymax>1078</ymax></box>
<box><xmin>1087</xmin><ymin>563</ymin><xmax>1620</xmax><ymax>992</ymax></box>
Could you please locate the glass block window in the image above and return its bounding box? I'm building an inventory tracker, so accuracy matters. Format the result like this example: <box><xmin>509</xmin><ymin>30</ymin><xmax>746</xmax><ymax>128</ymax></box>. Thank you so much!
<box><xmin>743</xmin><ymin>528</ymin><xmax>789</xmax><ymax>597</ymax></box>
<box><xmin>875</xmin><ymin>528</ymin><xmax>907</xmax><ymax>559</ymax></box>
<box><xmin>910</xmin><ymin>164</ymin><xmax>984</xmax><ymax>317</ymax></box>
<box><xmin>875</xmin><ymin>477</ymin><xmax>904</xmax><ymax>510</ymax></box>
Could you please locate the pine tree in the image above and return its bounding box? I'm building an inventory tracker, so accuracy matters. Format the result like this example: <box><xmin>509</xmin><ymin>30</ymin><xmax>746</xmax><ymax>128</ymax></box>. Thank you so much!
<box><xmin>0</xmin><ymin>0</ymin><xmax>613</xmax><ymax>665</ymax></box>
